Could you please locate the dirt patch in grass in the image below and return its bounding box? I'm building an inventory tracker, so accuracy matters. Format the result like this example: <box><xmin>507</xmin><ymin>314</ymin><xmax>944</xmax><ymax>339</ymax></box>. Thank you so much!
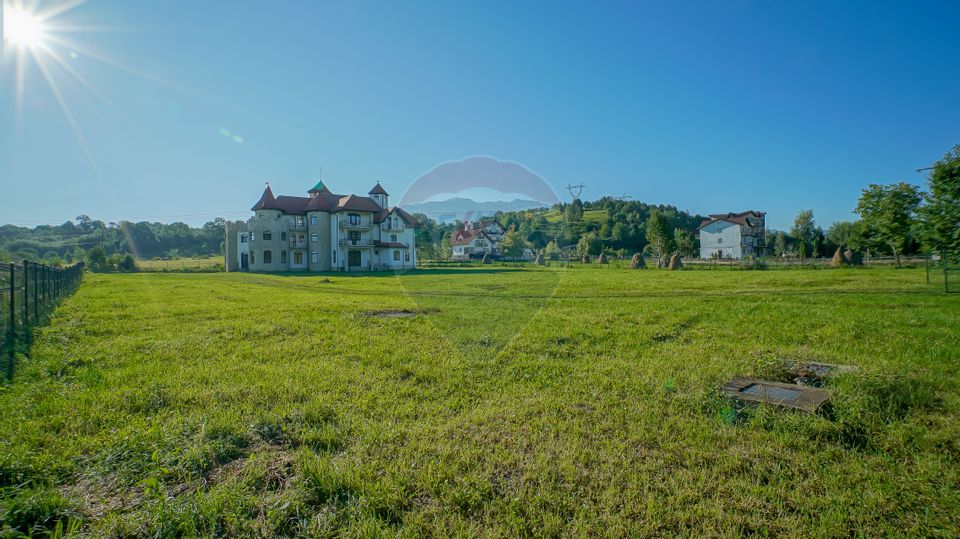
<box><xmin>362</xmin><ymin>308</ymin><xmax>436</xmax><ymax>318</ymax></box>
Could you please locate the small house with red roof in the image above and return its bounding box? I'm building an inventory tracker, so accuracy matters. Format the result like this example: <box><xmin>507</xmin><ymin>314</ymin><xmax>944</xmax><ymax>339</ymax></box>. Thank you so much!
<box><xmin>451</xmin><ymin>219</ymin><xmax>506</xmax><ymax>259</ymax></box>
<box><xmin>225</xmin><ymin>180</ymin><xmax>418</xmax><ymax>272</ymax></box>
<box><xmin>697</xmin><ymin>210</ymin><xmax>766</xmax><ymax>259</ymax></box>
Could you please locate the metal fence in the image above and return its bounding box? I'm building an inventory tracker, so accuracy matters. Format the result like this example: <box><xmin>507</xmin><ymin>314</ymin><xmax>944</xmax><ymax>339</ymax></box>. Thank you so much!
<box><xmin>0</xmin><ymin>261</ymin><xmax>85</xmax><ymax>380</ymax></box>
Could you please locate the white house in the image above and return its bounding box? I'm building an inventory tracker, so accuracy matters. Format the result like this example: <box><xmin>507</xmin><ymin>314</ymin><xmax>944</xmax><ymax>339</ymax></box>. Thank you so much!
<box><xmin>697</xmin><ymin>211</ymin><xmax>766</xmax><ymax>259</ymax></box>
<box><xmin>225</xmin><ymin>181</ymin><xmax>418</xmax><ymax>272</ymax></box>
<box><xmin>451</xmin><ymin>219</ymin><xmax>506</xmax><ymax>259</ymax></box>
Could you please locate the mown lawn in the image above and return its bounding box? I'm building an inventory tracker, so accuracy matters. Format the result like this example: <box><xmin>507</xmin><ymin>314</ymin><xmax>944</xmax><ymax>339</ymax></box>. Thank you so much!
<box><xmin>136</xmin><ymin>256</ymin><xmax>223</xmax><ymax>272</ymax></box>
<box><xmin>1</xmin><ymin>267</ymin><xmax>958</xmax><ymax>537</ymax></box>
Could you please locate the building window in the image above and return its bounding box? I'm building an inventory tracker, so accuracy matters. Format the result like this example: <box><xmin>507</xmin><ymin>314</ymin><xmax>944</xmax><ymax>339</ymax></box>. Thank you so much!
<box><xmin>281</xmin><ymin>250</ymin><xmax>287</xmax><ymax>263</ymax></box>
<box><xmin>250</xmin><ymin>251</ymin><xmax>255</xmax><ymax>264</ymax></box>
<box><xmin>311</xmin><ymin>233</ymin><xmax>319</xmax><ymax>242</ymax></box>
<box><xmin>333</xmin><ymin>250</ymin><xmax>337</xmax><ymax>263</ymax></box>
<box><xmin>263</xmin><ymin>232</ymin><xmax>272</xmax><ymax>241</ymax></box>
<box><xmin>393</xmin><ymin>250</ymin><xmax>400</xmax><ymax>261</ymax></box>
<box><xmin>311</xmin><ymin>252</ymin><xmax>318</xmax><ymax>263</ymax></box>
<box><xmin>295</xmin><ymin>216</ymin><xmax>304</xmax><ymax>228</ymax></box>
<box><xmin>405</xmin><ymin>251</ymin><xmax>410</xmax><ymax>261</ymax></box>
<box><xmin>240</xmin><ymin>234</ymin><xmax>248</xmax><ymax>243</ymax></box>
<box><xmin>310</xmin><ymin>215</ymin><xmax>318</xmax><ymax>225</ymax></box>
<box><xmin>390</xmin><ymin>234</ymin><xmax>398</xmax><ymax>242</ymax></box>
<box><xmin>250</xmin><ymin>232</ymin><xmax>256</xmax><ymax>241</ymax></box>
<box><xmin>349</xmin><ymin>213</ymin><xmax>361</xmax><ymax>225</ymax></box>
<box><xmin>281</xmin><ymin>232</ymin><xmax>287</xmax><ymax>241</ymax></box>
<box><xmin>263</xmin><ymin>250</ymin><xmax>272</xmax><ymax>264</ymax></box>
<box><xmin>349</xmin><ymin>231</ymin><xmax>361</xmax><ymax>244</ymax></box>
<box><xmin>717</xmin><ymin>237</ymin><xmax>722</xmax><ymax>244</ymax></box>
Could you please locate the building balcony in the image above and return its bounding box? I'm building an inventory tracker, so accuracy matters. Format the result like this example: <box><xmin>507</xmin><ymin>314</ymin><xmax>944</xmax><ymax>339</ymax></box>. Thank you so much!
<box><xmin>339</xmin><ymin>239</ymin><xmax>373</xmax><ymax>247</ymax></box>
<box><xmin>290</xmin><ymin>241</ymin><xmax>306</xmax><ymax>248</ymax></box>
<box><xmin>339</xmin><ymin>220</ymin><xmax>373</xmax><ymax>230</ymax></box>
<box><xmin>381</xmin><ymin>223</ymin><xmax>405</xmax><ymax>232</ymax></box>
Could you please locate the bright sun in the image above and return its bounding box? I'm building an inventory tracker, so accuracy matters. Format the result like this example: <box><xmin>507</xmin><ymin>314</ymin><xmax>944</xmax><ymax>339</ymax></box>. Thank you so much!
<box><xmin>3</xmin><ymin>6</ymin><xmax>46</xmax><ymax>48</ymax></box>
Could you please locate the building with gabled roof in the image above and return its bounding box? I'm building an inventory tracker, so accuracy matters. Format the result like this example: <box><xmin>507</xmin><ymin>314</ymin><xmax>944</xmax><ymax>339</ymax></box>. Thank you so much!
<box><xmin>225</xmin><ymin>181</ymin><xmax>418</xmax><ymax>272</ymax></box>
<box><xmin>697</xmin><ymin>210</ymin><xmax>766</xmax><ymax>259</ymax></box>
<box><xmin>451</xmin><ymin>219</ymin><xmax>506</xmax><ymax>259</ymax></box>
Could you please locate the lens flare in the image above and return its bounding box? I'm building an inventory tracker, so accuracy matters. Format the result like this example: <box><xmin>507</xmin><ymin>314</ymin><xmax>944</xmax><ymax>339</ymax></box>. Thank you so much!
<box><xmin>3</xmin><ymin>6</ymin><xmax>46</xmax><ymax>48</ymax></box>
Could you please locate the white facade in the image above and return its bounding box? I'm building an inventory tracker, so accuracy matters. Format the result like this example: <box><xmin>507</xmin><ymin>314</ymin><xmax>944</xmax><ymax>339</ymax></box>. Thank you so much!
<box><xmin>451</xmin><ymin>220</ymin><xmax>505</xmax><ymax>259</ymax></box>
<box><xmin>698</xmin><ymin>211</ymin><xmax>766</xmax><ymax>259</ymax></box>
<box><xmin>225</xmin><ymin>182</ymin><xmax>418</xmax><ymax>272</ymax></box>
<box><xmin>699</xmin><ymin>221</ymin><xmax>745</xmax><ymax>259</ymax></box>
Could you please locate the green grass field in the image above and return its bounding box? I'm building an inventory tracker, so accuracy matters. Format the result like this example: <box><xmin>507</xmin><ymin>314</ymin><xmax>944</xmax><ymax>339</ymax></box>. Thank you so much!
<box><xmin>136</xmin><ymin>256</ymin><xmax>223</xmax><ymax>272</ymax></box>
<box><xmin>1</xmin><ymin>267</ymin><xmax>958</xmax><ymax>537</ymax></box>
<box><xmin>543</xmin><ymin>209</ymin><xmax>607</xmax><ymax>223</ymax></box>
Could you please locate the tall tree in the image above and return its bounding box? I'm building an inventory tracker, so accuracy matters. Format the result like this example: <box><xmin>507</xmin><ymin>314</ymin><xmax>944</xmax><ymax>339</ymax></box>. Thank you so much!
<box><xmin>855</xmin><ymin>182</ymin><xmax>921</xmax><ymax>266</ymax></box>
<box><xmin>673</xmin><ymin>228</ymin><xmax>696</xmax><ymax>258</ymax></box>
<box><xmin>826</xmin><ymin>221</ymin><xmax>863</xmax><ymax>251</ymax></box>
<box><xmin>501</xmin><ymin>225</ymin><xmax>530</xmax><ymax>258</ymax></box>
<box><xmin>645</xmin><ymin>210</ymin><xmax>673</xmax><ymax>268</ymax></box>
<box><xmin>921</xmin><ymin>145</ymin><xmax>960</xmax><ymax>255</ymax></box>
<box><xmin>775</xmin><ymin>231</ymin><xmax>788</xmax><ymax>257</ymax></box>
<box><xmin>576</xmin><ymin>232</ymin><xmax>602</xmax><ymax>257</ymax></box>
<box><xmin>790</xmin><ymin>210</ymin><xmax>817</xmax><ymax>254</ymax></box>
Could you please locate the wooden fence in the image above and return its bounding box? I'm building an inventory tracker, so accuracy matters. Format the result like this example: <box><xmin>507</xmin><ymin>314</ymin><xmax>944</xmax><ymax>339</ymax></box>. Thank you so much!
<box><xmin>0</xmin><ymin>261</ymin><xmax>84</xmax><ymax>380</ymax></box>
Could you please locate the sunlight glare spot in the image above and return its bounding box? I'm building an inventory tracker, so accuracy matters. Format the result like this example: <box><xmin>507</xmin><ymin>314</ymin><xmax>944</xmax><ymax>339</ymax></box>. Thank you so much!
<box><xmin>3</xmin><ymin>6</ymin><xmax>46</xmax><ymax>49</ymax></box>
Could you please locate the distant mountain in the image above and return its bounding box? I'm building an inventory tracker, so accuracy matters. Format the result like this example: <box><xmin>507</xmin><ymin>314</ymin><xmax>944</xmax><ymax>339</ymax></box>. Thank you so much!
<box><xmin>405</xmin><ymin>198</ymin><xmax>550</xmax><ymax>223</ymax></box>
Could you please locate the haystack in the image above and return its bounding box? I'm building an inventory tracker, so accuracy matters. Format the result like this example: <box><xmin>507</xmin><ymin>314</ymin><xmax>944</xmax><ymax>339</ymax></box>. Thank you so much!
<box><xmin>668</xmin><ymin>254</ymin><xmax>683</xmax><ymax>270</ymax></box>
<box><xmin>534</xmin><ymin>252</ymin><xmax>545</xmax><ymax>265</ymax></box>
<box><xmin>581</xmin><ymin>254</ymin><xmax>590</xmax><ymax>264</ymax></box>
<box><xmin>629</xmin><ymin>253</ymin><xmax>647</xmax><ymax>269</ymax></box>
<box><xmin>481</xmin><ymin>253</ymin><xmax>491</xmax><ymax>264</ymax></box>
<box><xmin>831</xmin><ymin>248</ymin><xmax>848</xmax><ymax>268</ymax></box>
<box><xmin>597</xmin><ymin>252</ymin><xmax>608</xmax><ymax>264</ymax></box>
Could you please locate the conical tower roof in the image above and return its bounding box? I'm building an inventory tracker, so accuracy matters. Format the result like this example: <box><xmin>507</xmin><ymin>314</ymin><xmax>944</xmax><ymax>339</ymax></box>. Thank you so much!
<box><xmin>368</xmin><ymin>181</ymin><xmax>389</xmax><ymax>196</ymax></box>
<box><xmin>251</xmin><ymin>183</ymin><xmax>281</xmax><ymax>211</ymax></box>
<box><xmin>308</xmin><ymin>181</ymin><xmax>331</xmax><ymax>194</ymax></box>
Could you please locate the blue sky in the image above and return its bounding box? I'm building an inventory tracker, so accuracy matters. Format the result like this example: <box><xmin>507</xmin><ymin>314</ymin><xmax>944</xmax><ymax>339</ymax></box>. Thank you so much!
<box><xmin>1</xmin><ymin>0</ymin><xmax>958</xmax><ymax>230</ymax></box>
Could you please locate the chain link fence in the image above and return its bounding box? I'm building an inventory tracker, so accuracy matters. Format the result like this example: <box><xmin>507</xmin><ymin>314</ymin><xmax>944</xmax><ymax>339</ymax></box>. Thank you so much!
<box><xmin>0</xmin><ymin>261</ymin><xmax>85</xmax><ymax>380</ymax></box>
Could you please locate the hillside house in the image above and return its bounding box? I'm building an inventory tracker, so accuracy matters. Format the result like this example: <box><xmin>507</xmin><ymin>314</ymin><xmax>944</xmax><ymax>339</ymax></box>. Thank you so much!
<box><xmin>697</xmin><ymin>211</ymin><xmax>766</xmax><ymax>259</ymax></box>
<box><xmin>451</xmin><ymin>219</ymin><xmax>505</xmax><ymax>259</ymax></box>
<box><xmin>225</xmin><ymin>181</ymin><xmax>418</xmax><ymax>272</ymax></box>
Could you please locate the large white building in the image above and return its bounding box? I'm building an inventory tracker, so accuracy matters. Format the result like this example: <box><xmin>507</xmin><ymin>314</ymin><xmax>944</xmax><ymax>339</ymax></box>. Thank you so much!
<box><xmin>697</xmin><ymin>211</ymin><xmax>766</xmax><ymax>259</ymax></box>
<box><xmin>225</xmin><ymin>181</ymin><xmax>418</xmax><ymax>272</ymax></box>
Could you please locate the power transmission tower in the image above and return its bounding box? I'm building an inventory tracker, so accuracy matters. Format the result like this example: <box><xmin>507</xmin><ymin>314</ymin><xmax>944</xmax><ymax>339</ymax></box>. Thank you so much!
<box><xmin>565</xmin><ymin>183</ymin><xmax>585</xmax><ymax>200</ymax></box>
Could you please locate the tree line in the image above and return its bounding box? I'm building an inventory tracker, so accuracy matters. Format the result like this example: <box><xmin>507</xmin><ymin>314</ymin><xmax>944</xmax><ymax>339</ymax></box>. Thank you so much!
<box><xmin>0</xmin><ymin>216</ymin><xmax>227</xmax><ymax>269</ymax></box>
<box><xmin>3</xmin><ymin>144</ymin><xmax>956</xmax><ymax>268</ymax></box>
<box><xmin>772</xmin><ymin>145</ymin><xmax>959</xmax><ymax>265</ymax></box>
<box><xmin>413</xmin><ymin>197</ymin><xmax>706</xmax><ymax>262</ymax></box>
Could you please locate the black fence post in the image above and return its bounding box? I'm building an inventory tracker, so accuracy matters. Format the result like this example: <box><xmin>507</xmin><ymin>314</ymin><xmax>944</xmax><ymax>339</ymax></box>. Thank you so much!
<box><xmin>7</xmin><ymin>263</ymin><xmax>15</xmax><ymax>381</ymax></box>
<box><xmin>22</xmin><ymin>261</ymin><xmax>30</xmax><ymax>355</ymax></box>
<box><xmin>33</xmin><ymin>262</ymin><xmax>38</xmax><ymax>323</ymax></box>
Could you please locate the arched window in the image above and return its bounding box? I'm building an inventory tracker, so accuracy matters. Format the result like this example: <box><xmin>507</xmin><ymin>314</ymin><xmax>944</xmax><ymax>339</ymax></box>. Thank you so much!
<box><xmin>349</xmin><ymin>213</ymin><xmax>361</xmax><ymax>225</ymax></box>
